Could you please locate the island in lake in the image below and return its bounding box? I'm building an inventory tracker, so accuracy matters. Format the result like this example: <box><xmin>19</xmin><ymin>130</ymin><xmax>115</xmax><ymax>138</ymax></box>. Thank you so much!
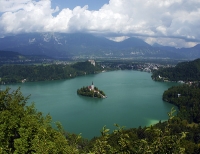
<box><xmin>77</xmin><ymin>82</ymin><xmax>107</xmax><ymax>98</ymax></box>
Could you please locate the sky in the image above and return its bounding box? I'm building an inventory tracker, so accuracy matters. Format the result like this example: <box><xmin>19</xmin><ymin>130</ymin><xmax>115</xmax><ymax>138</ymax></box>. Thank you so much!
<box><xmin>0</xmin><ymin>0</ymin><xmax>200</xmax><ymax>48</ymax></box>
<box><xmin>51</xmin><ymin>0</ymin><xmax>109</xmax><ymax>11</ymax></box>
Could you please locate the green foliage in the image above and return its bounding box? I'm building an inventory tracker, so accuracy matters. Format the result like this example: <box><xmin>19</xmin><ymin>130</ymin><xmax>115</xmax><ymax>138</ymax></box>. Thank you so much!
<box><xmin>84</xmin><ymin>109</ymin><xmax>188</xmax><ymax>153</ymax></box>
<box><xmin>0</xmin><ymin>88</ymin><xmax>79</xmax><ymax>154</ymax></box>
<box><xmin>152</xmin><ymin>58</ymin><xmax>200</xmax><ymax>81</ymax></box>
<box><xmin>0</xmin><ymin>61</ymin><xmax>103</xmax><ymax>84</ymax></box>
<box><xmin>77</xmin><ymin>86</ymin><xmax>106</xmax><ymax>98</ymax></box>
<box><xmin>72</xmin><ymin>61</ymin><xmax>102</xmax><ymax>74</ymax></box>
<box><xmin>163</xmin><ymin>83</ymin><xmax>200</xmax><ymax>123</ymax></box>
<box><xmin>81</xmin><ymin>106</ymin><xmax>200</xmax><ymax>153</ymax></box>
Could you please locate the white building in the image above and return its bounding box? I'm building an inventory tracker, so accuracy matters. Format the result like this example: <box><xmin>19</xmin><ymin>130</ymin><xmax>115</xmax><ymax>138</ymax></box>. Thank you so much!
<box><xmin>88</xmin><ymin>82</ymin><xmax>94</xmax><ymax>91</ymax></box>
<box><xmin>91</xmin><ymin>81</ymin><xmax>94</xmax><ymax>90</ymax></box>
<box><xmin>88</xmin><ymin>60</ymin><xmax>95</xmax><ymax>66</ymax></box>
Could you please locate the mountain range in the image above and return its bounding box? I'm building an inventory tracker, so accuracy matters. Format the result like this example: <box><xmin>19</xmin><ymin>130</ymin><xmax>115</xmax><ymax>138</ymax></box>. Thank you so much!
<box><xmin>0</xmin><ymin>33</ymin><xmax>199</xmax><ymax>60</ymax></box>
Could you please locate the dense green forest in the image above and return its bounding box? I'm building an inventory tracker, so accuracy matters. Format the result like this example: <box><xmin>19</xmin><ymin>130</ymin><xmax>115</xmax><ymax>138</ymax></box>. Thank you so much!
<box><xmin>77</xmin><ymin>86</ymin><xmax>106</xmax><ymax>98</ymax></box>
<box><xmin>163</xmin><ymin>83</ymin><xmax>200</xmax><ymax>123</ymax></box>
<box><xmin>151</xmin><ymin>58</ymin><xmax>200</xmax><ymax>81</ymax></box>
<box><xmin>1</xmin><ymin>87</ymin><xmax>200</xmax><ymax>153</ymax></box>
<box><xmin>0</xmin><ymin>88</ymin><xmax>76</xmax><ymax>153</ymax></box>
<box><xmin>0</xmin><ymin>61</ymin><xmax>103</xmax><ymax>84</ymax></box>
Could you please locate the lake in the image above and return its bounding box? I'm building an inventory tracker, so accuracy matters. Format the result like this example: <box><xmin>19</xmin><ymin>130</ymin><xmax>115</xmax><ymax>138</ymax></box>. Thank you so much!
<box><xmin>2</xmin><ymin>70</ymin><xmax>178</xmax><ymax>139</ymax></box>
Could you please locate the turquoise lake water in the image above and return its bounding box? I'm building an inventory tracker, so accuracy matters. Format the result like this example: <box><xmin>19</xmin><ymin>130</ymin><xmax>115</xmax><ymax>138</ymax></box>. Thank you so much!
<box><xmin>2</xmin><ymin>70</ymin><xmax>178</xmax><ymax>139</ymax></box>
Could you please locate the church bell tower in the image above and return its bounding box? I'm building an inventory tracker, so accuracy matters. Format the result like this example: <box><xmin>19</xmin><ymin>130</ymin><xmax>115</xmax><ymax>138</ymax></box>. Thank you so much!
<box><xmin>91</xmin><ymin>81</ymin><xmax>94</xmax><ymax>90</ymax></box>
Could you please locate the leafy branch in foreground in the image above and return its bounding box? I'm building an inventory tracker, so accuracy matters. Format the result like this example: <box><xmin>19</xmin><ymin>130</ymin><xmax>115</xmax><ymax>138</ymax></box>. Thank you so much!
<box><xmin>0</xmin><ymin>88</ymin><xmax>78</xmax><ymax>154</ymax></box>
<box><xmin>86</xmin><ymin>107</ymin><xmax>186</xmax><ymax>154</ymax></box>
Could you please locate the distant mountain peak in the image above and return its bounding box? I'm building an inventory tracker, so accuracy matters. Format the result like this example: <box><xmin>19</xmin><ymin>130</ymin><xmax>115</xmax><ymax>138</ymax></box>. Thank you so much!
<box><xmin>0</xmin><ymin>32</ymin><xmax>199</xmax><ymax>60</ymax></box>
<box><xmin>106</xmin><ymin>36</ymin><xmax>130</xmax><ymax>42</ymax></box>
<box><xmin>119</xmin><ymin>37</ymin><xmax>151</xmax><ymax>47</ymax></box>
<box><xmin>193</xmin><ymin>44</ymin><xmax>200</xmax><ymax>49</ymax></box>
<box><xmin>152</xmin><ymin>43</ymin><xmax>163</xmax><ymax>47</ymax></box>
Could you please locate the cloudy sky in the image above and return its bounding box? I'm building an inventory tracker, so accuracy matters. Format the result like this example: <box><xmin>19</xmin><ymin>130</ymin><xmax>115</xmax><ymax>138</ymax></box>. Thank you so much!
<box><xmin>0</xmin><ymin>0</ymin><xmax>200</xmax><ymax>48</ymax></box>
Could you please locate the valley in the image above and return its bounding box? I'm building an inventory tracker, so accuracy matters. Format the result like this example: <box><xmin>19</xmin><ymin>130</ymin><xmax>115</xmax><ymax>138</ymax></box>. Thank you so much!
<box><xmin>1</xmin><ymin>0</ymin><xmax>200</xmax><ymax>153</ymax></box>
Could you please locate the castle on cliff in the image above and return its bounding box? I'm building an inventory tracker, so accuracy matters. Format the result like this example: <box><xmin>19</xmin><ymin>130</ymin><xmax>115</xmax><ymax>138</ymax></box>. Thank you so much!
<box><xmin>88</xmin><ymin>60</ymin><xmax>95</xmax><ymax>66</ymax></box>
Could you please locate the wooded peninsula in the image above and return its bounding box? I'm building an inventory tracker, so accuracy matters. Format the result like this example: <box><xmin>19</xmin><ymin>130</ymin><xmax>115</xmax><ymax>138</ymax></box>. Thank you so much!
<box><xmin>0</xmin><ymin>61</ymin><xmax>103</xmax><ymax>84</ymax></box>
<box><xmin>151</xmin><ymin>58</ymin><xmax>200</xmax><ymax>82</ymax></box>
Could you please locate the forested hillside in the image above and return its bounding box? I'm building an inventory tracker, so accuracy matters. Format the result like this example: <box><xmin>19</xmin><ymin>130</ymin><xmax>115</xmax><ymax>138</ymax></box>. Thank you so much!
<box><xmin>163</xmin><ymin>83</ymin><xmax>200</xmax><ymax>123</ymax></box>
<box><xmin>151</xmin><ymin>58</ymin><xmax>200</xmax><ymax>81</ymax></box>
<box><xmin>0</xmin><ymin>50</ymin><xmax>54</xmax><ymax>65</ymax></box>
<box><xmin>0</xmin><ymin>61</ymin><xmax>103</xmax><ymax>84</ymax></box>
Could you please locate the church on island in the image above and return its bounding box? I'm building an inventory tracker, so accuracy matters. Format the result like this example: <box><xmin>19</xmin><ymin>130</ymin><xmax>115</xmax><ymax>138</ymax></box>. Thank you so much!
<box><xmin>88</xmin><ymin>82</ymin><xmax>94</xmax><ymax>91</ymax></box>
<box><xmin>77</xmin><ymin>82</ymin><xmax>106</xmax><ymax>98</ymax></box>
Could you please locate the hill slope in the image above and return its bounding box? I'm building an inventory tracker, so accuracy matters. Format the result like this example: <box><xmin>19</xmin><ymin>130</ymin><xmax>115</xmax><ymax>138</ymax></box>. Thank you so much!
<box><xmin>152</xmin><ymin>58</ymin><xmax>200</xmax><ymax>81</ymax></box>
<box><xmin>0</xmin><ymin>50</ymin><xmax>54</xmax><ymax>64</ymax></box>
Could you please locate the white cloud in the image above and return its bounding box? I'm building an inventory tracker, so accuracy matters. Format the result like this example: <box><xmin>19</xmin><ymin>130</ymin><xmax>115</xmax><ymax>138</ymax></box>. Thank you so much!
<box><xmin>107</xmin><ymin>36</ymin><xmax>130</xmax><ymax>42</ymax></box>
<box><xmin>144</xmin><ymin>37</ymin><xmax>198</xmax><ymax>48</ymax></box>
<box><xmin>0</xmin><ymin>0</ymin><xmax>200</xmax><ymax>47</ymax></box>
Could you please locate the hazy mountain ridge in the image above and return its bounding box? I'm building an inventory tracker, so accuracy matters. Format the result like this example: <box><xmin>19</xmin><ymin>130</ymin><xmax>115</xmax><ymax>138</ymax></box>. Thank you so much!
<box><xmin>152</xmin><ymin>43</ymin><xmax>200</xmax><ymax>59</ymax></box>
<box><xmin>0</xmin><ymin>33</ymin><xmax>199</xmax><ymax>60</ymax></box>
<box><xmin>0</xmin><ymin>50</ymin><xmax>23</xmax><ymax>61</ymax></box>
<box><xmin>0</xmin><ymin>50</ymin><xmax>54</xmax><ymax>65</ymax></box>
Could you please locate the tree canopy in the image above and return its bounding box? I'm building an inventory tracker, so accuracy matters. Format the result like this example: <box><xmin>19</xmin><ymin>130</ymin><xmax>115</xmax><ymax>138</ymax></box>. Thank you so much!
<box><xmin>0</xmin><ymin>88</ymin><xmax>78</xmax><ymax>153</ymax></box>
<box><xmin>77</xmin><ymin>86</ymin><xmax>106</xmax><ymax>98</ymax></box>
<box><xmin>151</xmin><ymin>58</ymin><xmax>200</xmax><ymax>81</ymax></box>
<box><xmin>0</xmin><ymin>61</ymin><xmax>103</xmax><ymax>84</ymax></box>
<box><xmin>163</xmin><ymin>83</ymin><xmax>200</xmax><ymax>123</ymax></box>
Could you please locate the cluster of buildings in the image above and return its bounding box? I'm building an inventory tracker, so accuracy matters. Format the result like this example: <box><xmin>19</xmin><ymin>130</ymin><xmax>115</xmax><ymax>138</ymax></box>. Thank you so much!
<box><xmin>100</xmin><ymin>61</ymin><xmax>172</xmax><ymax>73</ymax></box>
<box><xmin>138</xmin><ymin>63</ymin><xmax>174</xmax><ymax>72</ymax></box>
